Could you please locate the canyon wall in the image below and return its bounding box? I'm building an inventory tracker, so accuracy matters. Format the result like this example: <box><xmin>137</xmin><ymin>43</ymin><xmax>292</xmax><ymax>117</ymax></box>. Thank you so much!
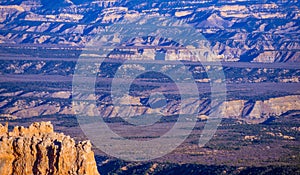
<box><xmin>0</xmin><ymin>121</ymin><xmax>99</xmax><ymax>175</ymax></box>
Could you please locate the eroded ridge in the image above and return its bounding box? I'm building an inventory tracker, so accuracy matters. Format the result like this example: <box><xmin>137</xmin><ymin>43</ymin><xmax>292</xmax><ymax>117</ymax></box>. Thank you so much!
<box><xmin>0</xmin><ymin>121</ymin><xmax>99</xmax><ymax>175</ymax></box>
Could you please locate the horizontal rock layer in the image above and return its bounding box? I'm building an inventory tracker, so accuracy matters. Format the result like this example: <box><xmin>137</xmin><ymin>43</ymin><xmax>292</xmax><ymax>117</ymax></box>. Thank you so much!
<box><xmin>1</xmin><ymin>85</ymin><xmax>299</xmax><ymax>124</ymax></box>
<box><xmin>0</xmin><ymin>0</ymin><xmax>299</xmax><ymax>62</ymax></box>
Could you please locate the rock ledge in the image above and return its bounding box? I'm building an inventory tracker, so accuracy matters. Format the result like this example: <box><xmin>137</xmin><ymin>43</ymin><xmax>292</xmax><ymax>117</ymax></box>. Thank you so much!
<box><xmin>0</xmin><ymin>121</ymin><xmax>99</xmax><ymax>175</ymax></box>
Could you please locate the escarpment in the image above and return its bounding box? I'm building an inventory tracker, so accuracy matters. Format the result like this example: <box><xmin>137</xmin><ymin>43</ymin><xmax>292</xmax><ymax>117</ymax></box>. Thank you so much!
<box><xmin>0</xmin><ymin>121</ymin><xmax>99</xmax><ymax>175</ymax></box>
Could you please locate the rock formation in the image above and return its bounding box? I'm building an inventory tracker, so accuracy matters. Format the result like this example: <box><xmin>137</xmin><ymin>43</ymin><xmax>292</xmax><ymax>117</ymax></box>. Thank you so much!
<box><xmin>1</xmin><ymin>86</ymin><xmax>299</xmax><ymax>123</ymax></box>
<box><xmin>0</xmin><ymin>121</ymin><xmax>100</xmax><ymax>175</ymax></box>
<box><xmin>0</xmin><ymin>0</ymin><xmax>299</xmax><ymax>62</ymax></box>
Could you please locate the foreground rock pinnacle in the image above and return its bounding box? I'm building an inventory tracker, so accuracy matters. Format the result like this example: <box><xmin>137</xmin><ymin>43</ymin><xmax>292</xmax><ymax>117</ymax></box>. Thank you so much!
<box><xmin>0</xmin><ymin>121</ymin><xmax>100</xmax><ymax>175</ymax></box>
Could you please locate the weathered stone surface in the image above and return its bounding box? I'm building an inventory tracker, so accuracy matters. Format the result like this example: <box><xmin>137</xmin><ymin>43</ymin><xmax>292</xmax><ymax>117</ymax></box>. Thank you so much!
<box><xmin>0</xmin><ymin>121</ymin><xmax>99</xmax><ymax>175</ymax></box>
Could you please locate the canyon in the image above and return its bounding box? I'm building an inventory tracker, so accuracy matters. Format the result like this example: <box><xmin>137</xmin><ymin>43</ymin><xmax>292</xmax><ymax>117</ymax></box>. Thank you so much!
<box><xmin>0</xmin><ymin>0</ymin><xmax>299</xmax><ymax>174</ymax></box>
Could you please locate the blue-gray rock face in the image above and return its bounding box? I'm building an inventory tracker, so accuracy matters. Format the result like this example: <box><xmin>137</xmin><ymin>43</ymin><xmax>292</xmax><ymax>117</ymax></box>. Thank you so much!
<box><xmin>0</xmin><ymin>0</ymin><xmax>299</xmax><ymax>62</ymax></box>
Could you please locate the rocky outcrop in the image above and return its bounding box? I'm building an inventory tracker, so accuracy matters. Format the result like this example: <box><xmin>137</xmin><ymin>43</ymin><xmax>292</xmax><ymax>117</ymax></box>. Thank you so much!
<box><xmin>0</xmin><ymin>121</ymin><xmax>99</xmax><ymax>175</ymax></box>
<box><xmin>221</xmin><ymin>95</ymin><xmax>300</xmax><ymax>123</ymax></box>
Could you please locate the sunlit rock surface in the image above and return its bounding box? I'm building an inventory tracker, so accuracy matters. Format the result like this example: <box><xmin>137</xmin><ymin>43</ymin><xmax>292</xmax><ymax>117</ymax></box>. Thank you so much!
<box><xmin>0</xmin><ymin>121</ymin><xmax>100</xmax><ymax>175</ymax></box>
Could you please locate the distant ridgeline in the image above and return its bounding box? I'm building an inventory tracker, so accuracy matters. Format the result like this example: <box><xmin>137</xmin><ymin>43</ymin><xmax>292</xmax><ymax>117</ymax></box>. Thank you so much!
<box><xmin>0</xmin><ymin>0</ymin><xmax>299</xmax><ymax>62</ymax></box>
<box><xmin>0</xmin><ymin>82</ymin><xmax>299</xmax><ymax>123</ymax></box>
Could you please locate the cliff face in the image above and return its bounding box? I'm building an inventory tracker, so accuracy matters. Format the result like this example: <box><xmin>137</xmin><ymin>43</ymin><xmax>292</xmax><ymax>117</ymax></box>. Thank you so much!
<box><xmin>0</xmin><ymin>122</ymin><xmax>99</xmax><ymax>175</ymax></box>
<box><xmin>221</xmin><ymin>95</ymin><xmax>300</xmax><ymax>123</ymax></box>
<box><xmin>0</xmin><ymin>83</ymin><xmax>299</xmax><ymax>123</ymax></box>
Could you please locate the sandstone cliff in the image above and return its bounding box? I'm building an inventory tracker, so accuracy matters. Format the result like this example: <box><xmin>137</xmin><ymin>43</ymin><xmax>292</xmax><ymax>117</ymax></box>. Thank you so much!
<box><xmin>0</xmin><ymin>121</ymin><xmax>100</xmax><ymax>175</ymax></box>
